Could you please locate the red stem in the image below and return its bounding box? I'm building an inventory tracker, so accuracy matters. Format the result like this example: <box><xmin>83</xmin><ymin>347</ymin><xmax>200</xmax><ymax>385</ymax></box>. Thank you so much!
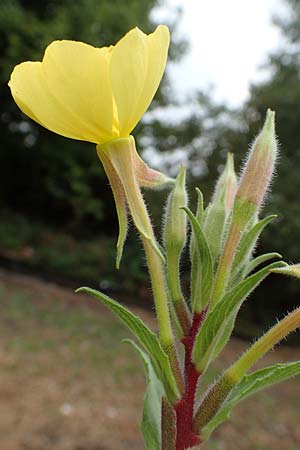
<box><xmin>174</xmin><ymin>309</ymin><xmax>207</xmax><ymax>450</ymax></box>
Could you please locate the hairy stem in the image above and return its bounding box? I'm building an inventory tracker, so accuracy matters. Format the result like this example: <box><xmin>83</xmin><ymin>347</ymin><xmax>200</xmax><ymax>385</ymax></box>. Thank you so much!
<box><xmin>167</xmin><ymin>251</ymin><xmax>191</xmax><ymax>335</ymax></box>
<box><xmin>143</xmin><ymin>239</ymin><xmax>184</xmax><ymax>393</ymax></box>
<box><xmin>174</xmin><ymin>309</ymin><xmax>207</xmax><ymax>450</ymax></box>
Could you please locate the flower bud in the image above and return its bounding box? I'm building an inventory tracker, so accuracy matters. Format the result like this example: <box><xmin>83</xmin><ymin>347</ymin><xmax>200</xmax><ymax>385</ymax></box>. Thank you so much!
<box><xmin>236</xmin><ymin>109</ymin><xmax>277</xmax><ymax>212</ymax></box>
<box><xmin>205</xmin><ymin>153</ymin><xmax>237</xmax><ymax>262</ymax></box>
<box><xmin>211</xmin><ymin>110</ymin><xmax>277</xmax><ymax>303</ymax></box>
<box><xmin>212</xmin><ymin>153</ymin><xmax>237</xmax><ymax>213</ymax></box>
<box><xmin>164</xmin><ymin>166</ymin><xmax>190</xmax><ymax>334</ymax></box>
<box><xmin>193</xmin><ymin>376</ymin><xmax>235</xmax><ymax>432</ymax></box>
<box><xmin>164</xmin><ymin>165</ymin><xmax>188</xmax><ymax>257</ymax></box>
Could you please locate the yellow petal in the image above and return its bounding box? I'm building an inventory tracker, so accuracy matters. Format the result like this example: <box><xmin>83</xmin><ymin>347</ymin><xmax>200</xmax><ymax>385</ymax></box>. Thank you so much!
<box><xmin>110</xmin><ymin>25</ymin><xmax>170</xmax><ymax>136</ymax></box>
<box><xmin>9</xmin><ymin>41</ymin><xmax>115</xmax><ymax>143</ymax></box>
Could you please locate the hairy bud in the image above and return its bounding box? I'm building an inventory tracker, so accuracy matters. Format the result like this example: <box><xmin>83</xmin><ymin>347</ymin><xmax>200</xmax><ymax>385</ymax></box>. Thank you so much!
<box><xmin>211</xmin><ymin>110</ymin><xmax>278</xmax><ymax>303</ymax></box>
<box><xmin>205</xmin><ymin>153</ymin><xmax>237</xmax><ymax>261</ymax></box>
<box><xmin>164</xmin><ymin>166</ymin><xmax>190</xmax><ymax>333</ymax></box>
<box><xmin>237</xmin><ymin>109</ymin><xmax>277</xmax><ymax>210</ymax></box>
<box><xmin>212</xmin><ymin>153</ymin><xmax>237</xmax><ymax>213</ymax></box>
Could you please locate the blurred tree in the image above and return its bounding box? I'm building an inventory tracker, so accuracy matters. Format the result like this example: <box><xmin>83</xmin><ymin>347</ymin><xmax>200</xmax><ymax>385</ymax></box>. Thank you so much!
<box><xmin>0</xmin><ymin>0</ymin><xmax>186</xmax><ymax>233</ymax></box>
<box><xmin>202</xmin><ymin>0</ymin><xmax>300</xmax><ymax>324</ymax></box>
<box><xmin>241</xmin><ymin>0</ymin><xmax>300</xmax><ymax>317</ymax></box>
<box><xmin>2</xmin><ymin>0</ymin><xmax>300</xmax><ymax>320</ymax></box>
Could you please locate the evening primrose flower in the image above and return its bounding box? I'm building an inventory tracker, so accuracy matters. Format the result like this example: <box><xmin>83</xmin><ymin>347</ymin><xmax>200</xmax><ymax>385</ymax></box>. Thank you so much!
<box><xmin>9</xmin><ymin>25</ymin><xmax>173</xmax><ymax>266</ymax></box>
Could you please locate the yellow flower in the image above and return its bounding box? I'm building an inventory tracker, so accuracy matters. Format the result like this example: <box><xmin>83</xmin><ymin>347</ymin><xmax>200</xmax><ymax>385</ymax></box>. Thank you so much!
<box><xmin>9</xmin><ymin>25</ymin><xmax>169</xmax><ymax>144</ymax></box>
<box><xmin>9</xmin><ymin>25</ymin><xmax>172</xmax><ymax>266</ymax></box>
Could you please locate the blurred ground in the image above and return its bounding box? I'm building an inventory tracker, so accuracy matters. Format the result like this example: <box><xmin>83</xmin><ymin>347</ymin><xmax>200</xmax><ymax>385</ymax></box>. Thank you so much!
<box><xmin>0</xmin><ymin>269</ymin><xmax>299</xmax><ymax>450</ymax></box>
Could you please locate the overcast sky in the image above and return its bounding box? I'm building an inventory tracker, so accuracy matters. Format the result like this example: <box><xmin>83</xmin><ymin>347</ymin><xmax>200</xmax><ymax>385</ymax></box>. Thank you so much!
<box><xmin>154</xmin><ymin>0</ymin><xmax>286</xmax><ymax>107</ymax></box>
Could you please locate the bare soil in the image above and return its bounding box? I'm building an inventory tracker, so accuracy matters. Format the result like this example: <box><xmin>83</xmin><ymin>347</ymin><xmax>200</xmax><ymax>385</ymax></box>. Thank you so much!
<box><xmin>0</xmin><ymin>269</ymin><xmax>299</xmax><ymax>450</ymax></box>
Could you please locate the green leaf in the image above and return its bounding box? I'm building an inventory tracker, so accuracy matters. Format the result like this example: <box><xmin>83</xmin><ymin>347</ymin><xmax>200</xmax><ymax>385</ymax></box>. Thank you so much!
<box><xmin>231</xmin><ymin>252</ymin><xmax>282</xmax><ymax>288</ymax></box>
<box><xmin>124</xmin><ymin>339</ymin><xmax>164</xmax><ymax>450</ymax></box>
<box><xmin>202</xmin><ymin>361</ymin><xmax>300</xmax><ymax>441</ymax></box>
<box><xmin>192</xmin><ymin>261</ymin><xmax>285</xmax><ymax>372</ymax></box>
<box><xmin>195</xmin><ymin>187</ymin><xmax>204</xmax><ymax>223</ymax></box>
<box><xmin>190</xmin><ymin>189</ymin><xmax>204</xmax><ymax>312</ymax></box>
<box><xmin>244</xmin><ymin>252</ymin><xmax>282</xmax><ymax>276</ymax></box>
<box><xmin>76</xmin><ymin>287</ymin><xmax>180</xmax><ymax>403</ymax></box>
<box><xmin>183</xmin><ymin>207</ymin><xmax>213</xmax><ymax>312</ymax></box>
<box><xmin>231</xmin><ymin>215</ymin><xmax>277</xmax><ymax>281</ymax></box>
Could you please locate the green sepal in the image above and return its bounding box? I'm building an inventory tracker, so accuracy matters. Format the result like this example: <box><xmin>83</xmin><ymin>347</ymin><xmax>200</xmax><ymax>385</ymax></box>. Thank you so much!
<box><xmin>192</xmin><ymin>261</ymin><xmax>285</xmax><ymax>373</ymax></box>
<box><xmin>183</xmin><ymin>207</ymin><xmax>213</xmax><ymax>312</ymax></box>
<box><xmin>76</xmin><ymin>287</ymin><xmax>180</xmax><ymax>403</ymax></box>
<box><xmin>202</xmin><ymin>361</ymin><xmax>300</xmax><ymax>441</ymax></box>
<box><xmin>99</xmin><ymin>138</ymin><xmax>165</xmax><ymax>263</ymax></box>
<box><xmin>230</xmin><ymin>215</ymin><xmax>277</xmax><ymax>282</ymax></box>
<box><xmin>98</xmin><ymin>150</ymin><xmax>128</xmax><ymax>269</ymax></box>
<box><xmin>124</xmin><ymin>339</ymin><xmax>164</xmax><ymax>450</ymax></box>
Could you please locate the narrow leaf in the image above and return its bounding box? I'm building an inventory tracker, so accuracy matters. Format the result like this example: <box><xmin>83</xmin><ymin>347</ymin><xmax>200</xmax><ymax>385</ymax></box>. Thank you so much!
<box><xmin>190</xmin><ymin>189</ymin><xmax>205</xmax><ymax>313</ymax></box>
<box><xmin>195</xmin><ymin>188</ymin><xmax>204</xmax><ymax>223</ymax></box>
<box><xmin>76</xmin><ymin>287</ymin><xmax>180</xmax><ymax>403</ymax></box>
<box><xmin>192</xmin><ymin>261</ymin><xmax>285</xmax><ymax>372</ymax></box>
<box><xmin>231</xmin><ymin>215</ymin><xmax>277</xmax><ymax>280</ymax></box>
<box><xmin>244</xmin><ymin>252</ymin><xmax>282</xmax><ymax>277</ymax></box>
<box><xmin>124</xmin><ymin>339</ymin><xmax>164</xmax><ymax>450</ymax></box>
<box><xmin>183</xmin><ymin>207</ymin><xmax>213</xmax><ymax>312</ymax></box>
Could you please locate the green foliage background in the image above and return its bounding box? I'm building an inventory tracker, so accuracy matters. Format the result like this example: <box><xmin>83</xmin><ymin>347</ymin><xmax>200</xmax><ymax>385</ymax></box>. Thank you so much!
<box><xmin>0</xmin><ymin>0</ymin><xmax>299</xmax><ymax>332</ymax></box>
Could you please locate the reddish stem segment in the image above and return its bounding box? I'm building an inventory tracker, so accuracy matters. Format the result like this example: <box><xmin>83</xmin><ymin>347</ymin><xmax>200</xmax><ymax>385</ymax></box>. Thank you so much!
<box><xmin>174</xmin><ymin>309</ymin><xmax>207</xmax><ymax>450</ymax></box>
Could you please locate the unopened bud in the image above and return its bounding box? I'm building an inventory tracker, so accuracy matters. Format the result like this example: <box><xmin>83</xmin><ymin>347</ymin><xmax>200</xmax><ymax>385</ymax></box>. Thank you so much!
<box><xmin>205</xmin><ymin>154</ymin><xmax>237</xmax><ymax>261</ymax></box>
<box><xmin>193</xmin><ymin>376</ymin><xmax>235</xmax><ymax>431</ymax></box>
<box><xmin>237</xmin><ymin>109</ymin><xmax>277</xmax><ymax>210</ymax></box>
<box><xmin>164</xmin><ymin>166</ymin><xmax>190</xmax><ymax>334</ymax></box>
<box><xmin>164</xmin><ymin>165</ymin><xmax>188</xmax><ymax>255</ymax></box>
<box><xmin>211</xmin><ymin>111</ymin><xmax>278</xmax><ymax>303</ymax></box>
<box><xmin>212</xmin><ymin>153</ymin><xmax>237</xmax><ymax>213</ymax></box>
<box><xmin>204</xmin><ymin>198</ymin><xmax>226</xmax><ymax>262</ymax></box>
<box><xmin>231</xmin><ymin>109</ymin><xmax>277</xmax><ymax>232</ymax></box>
